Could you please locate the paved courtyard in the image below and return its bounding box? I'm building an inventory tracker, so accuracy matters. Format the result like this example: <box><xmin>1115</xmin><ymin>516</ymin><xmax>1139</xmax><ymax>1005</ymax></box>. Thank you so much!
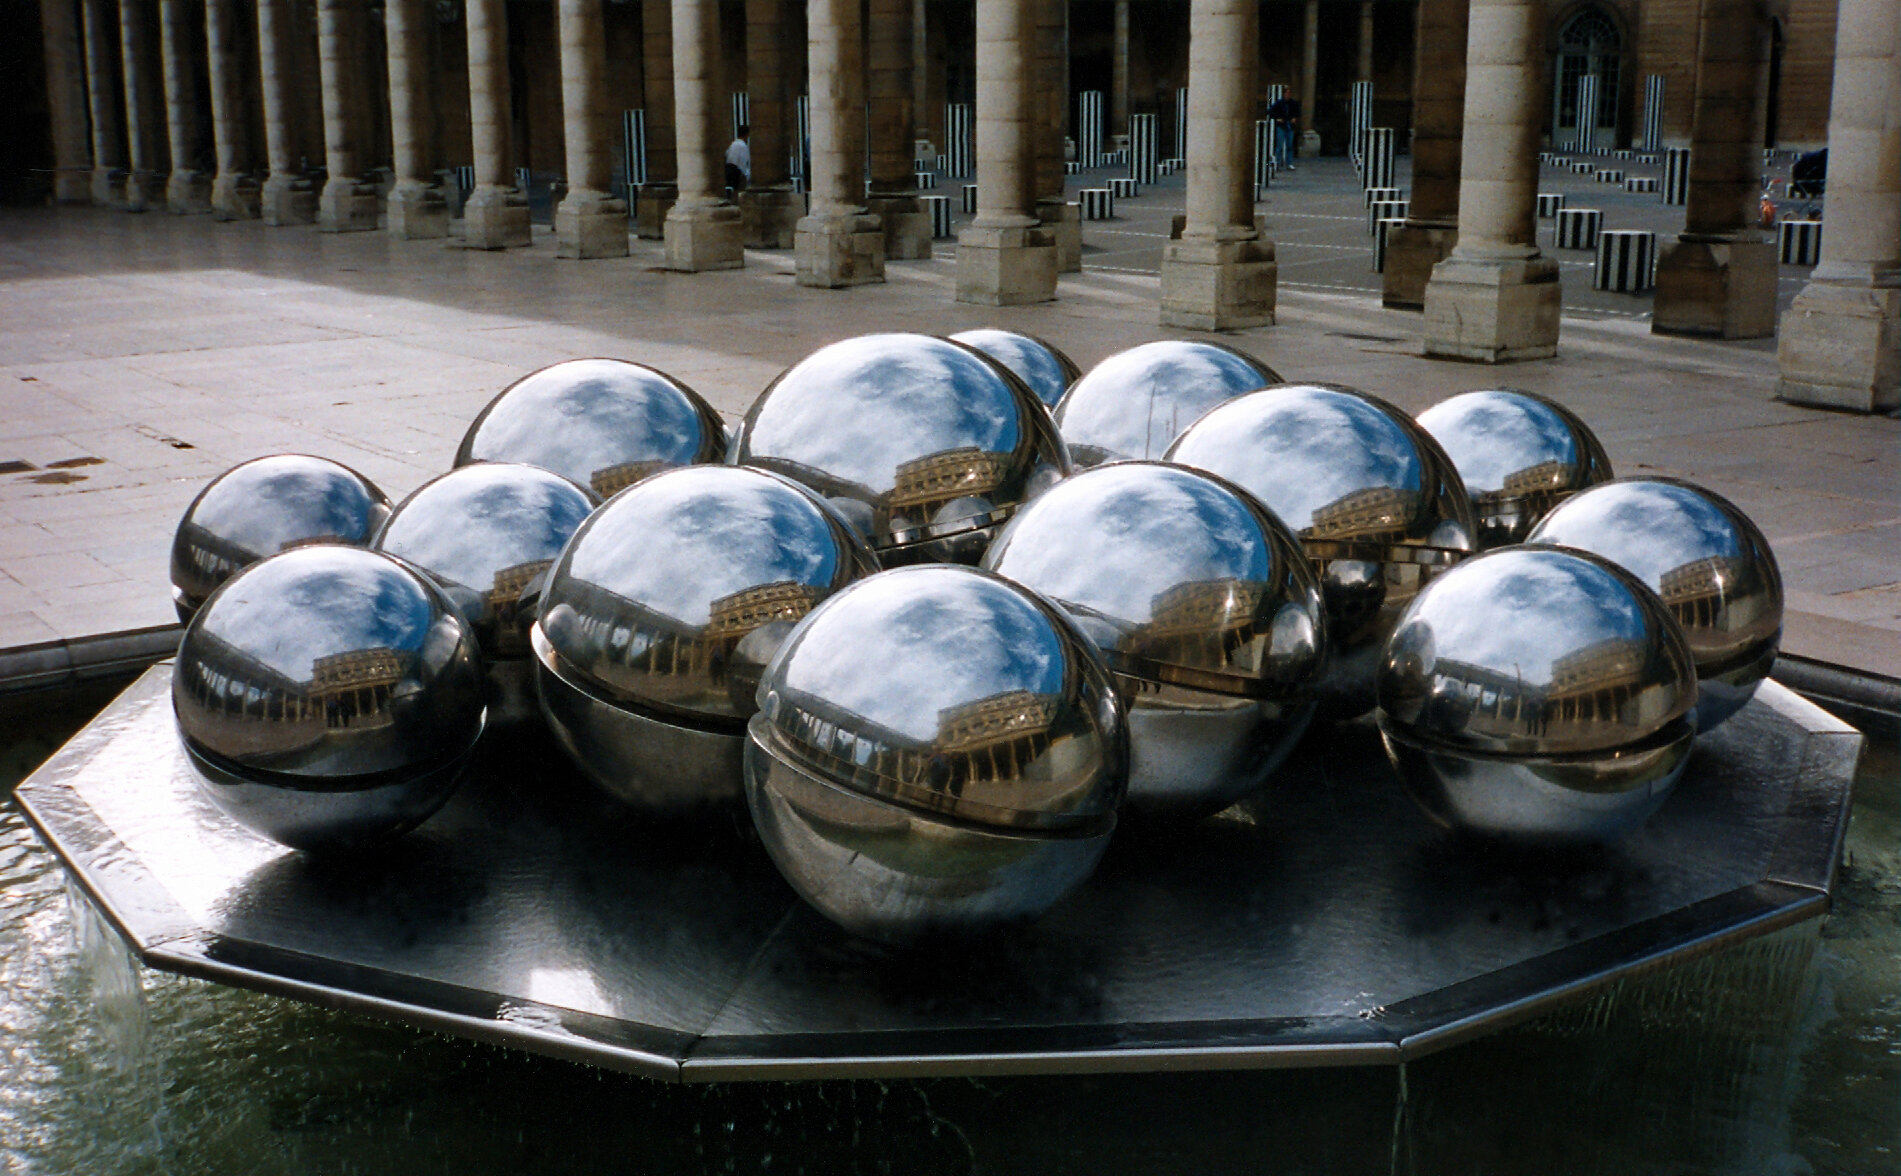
<box><xmin>0</xmin><ymin>160</ymin><xmax>1894</xmax><ymax>686</ymax></box>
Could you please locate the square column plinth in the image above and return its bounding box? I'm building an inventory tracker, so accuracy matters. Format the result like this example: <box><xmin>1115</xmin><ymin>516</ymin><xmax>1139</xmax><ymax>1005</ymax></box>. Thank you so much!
<box><xmin>462</xmin><ymin>187</ymin><xmax>532</xmax><ymax>249</ymax></box>
<box><xmin>1159</xmin><ymin>237</ymin><xmax>1277</xmax><ymax>331</ymax></box>
<box><xmin>166</xmin><ymin>170</ymin><xmax>212</xmax><ymax>215</ymax></box>
<box><xmin>385</xmin><ymin>181</ymin><xmax>448</xmax><ymax>239</ymax></box>
<box><xmin>555</xmin><ymin>191</ymin><xmax>631</xmax><ymax>259</ymax></box>
<box><xmin>318</xmin><ymin>178</ymin><xmax>380</xmax><ymax>233</ymax></box>
<box><xmin>1037</xmin><ymin>197</ymin><xmax>1082</xmax><ymax>274</ymax></box>
<box><xmin>210</xmin><ymin>174</ymin><xmax>260</xmax><ymax>221</ymax></box>
<box><xmin>741</xmin><ymin>188</ymin><xmax>804</xmax><ymax>249</ymax></box>
<box><xmin>955</xmin><ymin>223</ymin><xmax>1057</xmax><ymax>306</ymax></box>
<box><xmin>635</xmin><ymin>184</ymin><xmax>677</xmax><ymax>240</ymax></box>
<box><xmin>664</xmin><ymin>201</ymin><xmax>744</xmax><ymax>272</ymax></box>
<box><xmin>260</xmin><ymin>173</ymin><xmax>316</xmax><ymax>225</ymax></box>
<box><xmin>1382</xmin><ymin>222</ymin><xmax>1458</xmax><ymax>311</ymax></box>
<box><xmin>795</xmin><ymin>211</ymin><xmax>886</xmax><ymax>287</ymax></box>
<box><xmin>1776</xmin><ymin>280</ymin><xmax>1901</xmax><ymax>412</ymax></box>
<box><xmin>1423</xmin><ymin>254</ymin><xmax>1561</xmax><ymax>362</ymax></box>
<box><xmin>1652</xmin><ymin>237</ymin><xmax>1778</xmax><ymax>339</ymax></box>
<box><xmin>866</xmin><ymin>195</ymin><xmax>933</xmax><ymax>261</ymax></box>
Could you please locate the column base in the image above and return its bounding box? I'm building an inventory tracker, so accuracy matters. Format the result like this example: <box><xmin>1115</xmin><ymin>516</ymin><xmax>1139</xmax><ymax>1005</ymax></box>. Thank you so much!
<box><xmin>1381</xmin><ymin>220</ymin><xmax>1457</xmax><ymax>310</ymax></box>
<box><xmin>166</xmin><ymin>169</ymin><xmax>213</xmax><ymax>214</ymax></box>
<box><xmin>1652</xmin><ymin>235</ymin><xmax>1778</xmax><ymax>340</ymax></box>
<box><xmin>210</xmin><ymin>172</ymin><xmax>261</xmax><ymax>220</ymax></box>
<box><xmin>261</xmin><ymin>172</ymin><xmax>317</xmax><ymax>225</ymax></box>
<box><xmin>90</xmin><ymin>167</ymin><xmax>126</xmax><ymax>208</ymax></box>
<box><xmin>740</xmin><ymin>187</ymin><xmax>804</xmax><ymax>249</ymax></box>
<box><xmin>555</xmin><ymin>190</ymin><xmax>630</xmax><ymax>258</ymax></box>
<box><xmin>664</xmin><ymin>199</ymin><xmax>744</xmax><ymax>271</ymax></box>
<box><xmin>53</xmin><ymin>169</ymin><xmax>91</xmax><ymax>204</ymax></box>
<box><xmin>1159</xmin><ymin>235</ymin><xmax>1278</xmax><ymax>330</ymax></box>
<box><xmin>1423</xmin><ymin>253</ymin><xmax>1562</xmax><ymax>362</ymax></box>
<box><xmin>1298</xmin><ymin>130</ymin><xmax>1321</xmax><ymax>158</ymax></box>
<box><xmin>1775</xmin><ymin>274</ymin><xmax>1900</xmax><ymax>413</ymax></box>
<box><xmin>122</xmin><ymin>170</ymin><xmax>162</xmax><ymax>212</ymax></box>
<box><xmin>865</xmin><ymin>193</ymin><xmax>932</xmax><ymax>261</ymax></box>
<box><xmin>955</xmin><ymin>222</ymin><xmax>1058</xmax><ymax>306</ymax></box>
<box><xmin>1036</xmin><ymin>197</ymin><xmax>1082</xmax><ymax>274</ymax></box>
<box><xmin>386</xmin><ymin>181</ymin><xmax>449</xmax><ymax>239</ymax></box>
<box><xmin>318</xmin><ymin>176</ymin><xmax>380</xmax><ymax>232</ymax></box>
<box><xmin>635</xmin><ymin>183</ymin><xmax>677</xmax><ymax>240</ymax></box>
<box><xmin>795</xmin><ymin>210</ymin><xmax>886</xmax><ymax>287</ymax></box>
<box><xmin>462</xmin><ymin>186</ymin><xmax>532</xmax><ymax>249</ymax></box>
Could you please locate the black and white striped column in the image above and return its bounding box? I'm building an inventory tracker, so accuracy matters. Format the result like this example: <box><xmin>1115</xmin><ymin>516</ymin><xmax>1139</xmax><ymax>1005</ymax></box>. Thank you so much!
<box><xmin>1641</xmin><ymin>75</ymin><xmax>1664</xmax><ymax>152</ymax></box>
<box><xmin>1536</xmin><ymin>192</ymin><xmax>1565</xmax><ymax>217</ymax></box>
<box><xmin>1079</xmin><ymin>187</ymin><xmax>1114</xmax><ymax>219</ymax></box>
<box><xmin>1128</xmin><ymin>111</ymin><xmax>1158</xmax><ymax>183</ymax></box>
<box><xmin>791</xmin><ymin>95</ymin><xmax>809</xmax><ymax>188</ymax></box>
<box><xmin>943</xmin><ymin>102</ymin><xmax>972</xmax><ymax>177</ymax></box>
<box><xmin>1349</xmin><ymin>80</ymin><xmax>1373</xmax><ymax>164</ymax></box>
<box><xmin>921</xmin><ymin>193</ymin><xmax>952</xmax><ymax>238</ymax></box>
<box><xmin>1574</xmin><ymin>74</ymin><xmax>1599</xmax><ymax>152</ymax></box>
<box><xmin>1174</xmin><ymin>86</ymin><xmax>1189</xmax><ymax>160</ymax></box>
<box><xmin>1362</xmin><ymin>127</ymin><xmax>1395</xmax><ymax>189</ymax></box>
<box><xmin>1624</xmin><ymin>176</ymin><xmax>1657</xmax><ymax>193</ymax></box>
<box><xmin>1078</xmin><ymin>90</ymin><xmax>1104</xmax><ymax>167</ymax></box>
<box><xmin>1662</xmin><ymin>146</ymin><xmax>1690</xmax><ymax>205</ymax></box>
<box><xmin>1372</xmin><ymin>216</ymin><xmax>1405</xmax><ymax>272</ymax></box>
<box><xmin>622</xmin><ymin>109</ymin><xmax>647</xmax><ymax>188</ymax></box>
<box><xmin>1555</xmin><ymin>207</ymin><xmax>1601</xmax><ymax>249</ymax></box>
<box><xmin>1594</xmin><ymin>230</ymin><xmax>1654</xmax><ymax>291</ymax></box>
<box><xmin>1368</xmin><ymin>198</ymin><xmax>1407</xmax><ymax>234</ymax></box>
<box><xmin>730</xmin><ymin>91</ymin><xmax>749</xmax><ymax>137</ymax></box>
<box><xmin>1109</xmin><ymin>176</ymin><xmax>1137</xmax><ymax>198</ymax></box>
<box><xmin>1595</xmin><ymin>168</ymin><xmax>1624</xmax><ymax>184</ymax></box>
<box><xmin>1778</xmin><ymin>220</ymin><xmax>1822</xmax><ymax>265</ymax></box>
<box><xmin>1254</xmin><ymin>120</ymin><xmax>1274</xmax><ymax>190</ymax></box>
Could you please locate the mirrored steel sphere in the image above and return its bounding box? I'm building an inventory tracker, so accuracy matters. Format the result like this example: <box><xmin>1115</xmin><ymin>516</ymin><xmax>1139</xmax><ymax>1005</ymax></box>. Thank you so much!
<box><xmin>456</xmin><ymin>359</ymin><xmax>727</xmax><ymax>499</ymax></box>
<box><xmin>1166</xmin><ymin>383</ymin><xmax>1477</xmax><ymax>718</ymax></box>
<box><xmin>732</xmin><ymin>333</ymin><xmax>1068</xmax><ymax>565</ymax></box>
<box><xmin>1377</xmin><ymin>546</ymin><xmax>1698</xmax><ymax>845</ymax></box>
<box><xmin>745</xmin><ymin>565</ymin><xmax>1127</xmax><ymax>941</ymax></box>
<box><xmin>535</xmin><ymin>464</ymin><xmax>880</xmax><ymax>815</ymax></box>
<box><xmin>949</xmin><ymin>328</ymin><xmax>1081</xmax><ymax>408</ymax></box>
<box><xmin>173</xmin><ymin>546</ymin><xmax>487</xmax><ymax>852</ymax></box>
<box><xmin>1527</xmin><ymin>478</ymin><xmax>1782</xmax><ymax>730</ymax></box>
<box><xmin>372</xmin><ymin>463</ymin><xmax>598</xmax><ymax>726</ymax></box>
<box><xmin>1414</xmin><ymin>389</ymin><xmax>1613</xmax><ymax>548</ymax></box>
<box><xmin>983</xmin><ymin>462</ymin><xmax>1325</xmax><ymax>818</ymax></box>
<box><xmin>171</xmin><ymin>454</ymin><xmax>391</xmax><ymax>622</ymax></box>
<box><xmin>1053</xmin><ymin>340</ymin><xmax>1279</xmax><ymax>468</ymax></box>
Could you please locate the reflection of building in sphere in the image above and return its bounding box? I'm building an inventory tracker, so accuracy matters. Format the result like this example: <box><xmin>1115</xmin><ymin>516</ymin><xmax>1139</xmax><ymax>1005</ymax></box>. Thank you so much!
<box><xmin>772</xmin><ymin>687</ymin><xmax>1059</xmax><ymax>802</ymax></box>
<box><xmin>1417</xmin><ymin>636</ymin><xmax>1659</xmax><ymax>739</ymax></box>
<box><xmin>1499</xmin><ymin>459</ymin><xmax>1572</xmax><ymax>496</ymax></box>
<box><xmin>706</xmin><ymin>581</ymin><xmax>818</xmax><ymax>640</ymax></box>
<box><xmin>486</xmin><ymin>559</ymin><xmax>552</xmax><ymax>652</ymax></box>
<box><xmin>934</xmin><ymin>690</ymin><xmax>1059</xmax><ymax>792</ymax></box>
<box><xmin>551</xmin><ymin>577</ymin><xmax>816</xmax><ymax>691</ymax></box>
<box><xmin>889</xmin><ymin>447</ymin><xmax>1009</xmax><ymax>517</ymax></box>
<box><xmin>590</xmin><ymin>459</ymin><xmax>669</xmax><ymax>499</ymax></box>
<box><xmin>174</xmin><ymin>522</ymin><xmax>254</xmax><ymax>590</ymax></box>
<box><xmin>176</xmin><ymin>632</ymin><xmax>405</xmax><ymax>751</ymax></box>
<box><xmin>1135</xmin><ymin>578</ymin><xmax>1266</xmax><ymax>669</ymax></box>
<box><xmin>1308</xmin><ymin>485</ymin><xmax>1416</xmax><ymax>540</ymax></box>
<box><xmin>1658</xmin><ymin>556</ymin><xmax>1729</xmax><ymax>630</ymax></box>
<box><xmin>309</xmin><ymin>649</ymin><xmax>403</xmax><ymax>729</ymax></box>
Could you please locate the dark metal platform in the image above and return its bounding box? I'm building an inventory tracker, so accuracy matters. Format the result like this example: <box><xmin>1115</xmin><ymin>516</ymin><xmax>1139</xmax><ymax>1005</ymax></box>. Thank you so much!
<box><xmin>16</xmin><ymin>665</ymin><xmax>1860</xmax><ymax>1082</ymax></box>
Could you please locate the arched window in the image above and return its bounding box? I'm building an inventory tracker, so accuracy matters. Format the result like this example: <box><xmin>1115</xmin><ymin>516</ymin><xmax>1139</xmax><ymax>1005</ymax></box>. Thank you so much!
<box><xmin>1553</xmin><ymin>7</ymin><xmax>1623</xmax><ymax>146</ymax></box>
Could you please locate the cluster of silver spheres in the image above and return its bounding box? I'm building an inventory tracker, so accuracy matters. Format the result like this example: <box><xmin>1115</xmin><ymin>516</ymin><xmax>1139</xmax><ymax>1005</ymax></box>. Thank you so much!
<box><xmin>169</xmin><ymin>333</ymin><xmax>1784</xmax><ymax>940</ymax></box>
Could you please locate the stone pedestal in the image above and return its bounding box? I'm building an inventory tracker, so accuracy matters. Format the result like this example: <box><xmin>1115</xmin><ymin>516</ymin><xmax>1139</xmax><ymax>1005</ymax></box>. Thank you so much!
<box><xmin>796</xmin><ymin>211</ymin><xmax>886</xmax><ymax>286</ymax></box>
<box><xmin>1160</xmin><ymin>236</ymin><xmax>1277</xmax><ymax>330</ymax></box>
<box><xmin>211</xmin><ymin>174</ymin><xmax>261</xmax><ymax>221</ymax></box>
<box><xmin>1382</xmin><ymin>221</ymin><xmax>1458</xmax><ymax>310</ymax></box>
<box><xmin>556</xmin><ymin>191</ymin><xmax>630</xmax><ymax>258</ymax></box>
<box><xmin>386</xmin><ymin>179</ymin><xmax>449</xmax><ymax>239</ymax></box>
<box><xmin>261</xmin><ymin>173</ymin><xmax>316</xmax><ymax>225</ymax></box>
<box><xmin>166</xmin><ymin>170</ymin><xmax>213</xmax><ymax>215</ymax></box>
<box><xmin>319</xmin><ymin>178</ymin><xmax>380</xmax><ymax>232</ymax></box>
<box><xmin>1037</xmin><ymin>197</ymin><xmax>1082</xmax><ymax>273</ymax></box>
<box><xmin>636</xmin><ymin>184</ymin><xmax>676</xmax><ymax>239</ymax></box>
<box><xmin>463</xmin><ymin>186</ymin><xmax>532</xmax><ymax>249</ymax></box>
<box><xmin>1776</xmin><ymin>279</ymin><xmax>1901</xmax><ymax>412</ymax></box>
<box><xmin>1652</xmin><ymin>236</ymin><xmax>1777</xmax><ymax>339</ymax></box>
<box><xmin>123</xmin><ymin>173</ymin><xmax>163</xmax><ymax>213</ymax></box>
<box><xmin>91</xmin><ymin>169</ymin><xmax>126</xmax><ymax>208</ymax></box>
<box><xmin>1423</xmin><ymin>254</ymin><xmax>1560</xmax><ymax>361</ymax></box>
<box><xmin>866</xmin><ymin>194</ymin><xmax>933</xmax><ymax>259</ymax></box>
<box><xmin>665</xmin><ymin>201</ymin><xmax>744</xmax><ymax>271</ymax></box>
<box><xmin>956</xmin><ymin>223</ymin><xmax>1057</xmax><ymax>306</ymax></box>
<box><xmin>741</xmin><ymin>188</ymin><xmax>805</xmax><ymax>248</ymax></box>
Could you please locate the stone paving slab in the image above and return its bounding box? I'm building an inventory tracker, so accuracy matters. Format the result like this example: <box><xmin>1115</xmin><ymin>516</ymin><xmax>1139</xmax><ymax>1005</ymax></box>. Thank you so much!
<box><xmin>0</xmin><ymin>195</ymin><xmax>1894</xmax><ymax>681</ymax></box>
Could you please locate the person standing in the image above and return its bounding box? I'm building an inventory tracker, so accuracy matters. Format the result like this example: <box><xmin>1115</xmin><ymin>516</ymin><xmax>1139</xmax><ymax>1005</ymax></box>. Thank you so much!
<box><xmin>1267</xmin><ymin>94</ymin><xmax>1298</xmax><ymax>170</ymax></box>
<box><xmin>725</xmin><ymin>124</ymin><xmax>752</xmax><ymax>193</ymax></box>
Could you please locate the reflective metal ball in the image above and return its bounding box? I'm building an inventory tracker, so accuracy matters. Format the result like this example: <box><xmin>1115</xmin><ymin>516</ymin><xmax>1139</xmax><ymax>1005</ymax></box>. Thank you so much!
<box><xmin>1527</xmin><ymin>478</ymin><xmax>1782</xmax><ymax>730</ymax></box>
<box><xmin>745</xmin><ymin>565</ymin><xmax>1128</xmax><ymax>941</ymax></box>
<box><xmin>1053</xmin><ymin>340</ymin><xmax>1279</xmax><ymax>468</ymax></box>
<box><xmin>534</xmin><ymin>464</ymin><xmax>879</xmax><ymax>815</ymax></box>
<box><xmin>457</xmin><ymin>359</ymin><xmax>728</xmax><ymax>499</ymax></box>
<box><xmin>983</xmin><ymin>462</ymin><xmax>1325</xmax><ymax>818</ymax></box>
<box><xmin>949</xmin><ymin>328</ymin><xmax>1081</xmax><ymax>408</ymax></box>
<box><xmin>1166</xmin><ymin>383</ymin><xmax>1477</xmax><ymax>718</ymax></box>
<box><xmin>732</xmin><ymin>333</ymin><xmax>1068</xmax><ymax>565</ymax></box>
<box><xmin>173</xmin><ymin>546</ymin><xmax>487</xmax><ymax>852</ymax></box>
<box><xmin>171</xmin><ymin>454</ymin><xmax>392</xmax><ymax>622</ymax></box>
<box><xmin>1414</xmin><ymin>389</ymin><xmax>1613</xmax><ymax>548</ymax></box>
<box><xmin>372</xmin><ymin>463</ymin><xmax>598</xmax><ymax>727</ymax></box>
<box><xmin>1377</xmin><ymin>546</ymin><xmax>1698</xmax><ymax>845</ymax></box>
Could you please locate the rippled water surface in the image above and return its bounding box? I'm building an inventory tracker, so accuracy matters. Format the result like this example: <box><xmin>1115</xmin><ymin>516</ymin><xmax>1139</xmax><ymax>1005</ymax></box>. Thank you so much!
<box><xmin>1</xmin><ymin>682</ymin><xmax>1893</xmax><ymax>1175</ymax></box>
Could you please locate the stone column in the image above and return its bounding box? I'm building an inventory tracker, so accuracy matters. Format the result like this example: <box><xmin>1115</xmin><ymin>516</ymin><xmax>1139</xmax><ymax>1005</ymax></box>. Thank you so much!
<box><xmin>1775</xmin><ymin>0</ymin><xmax>1899</xmax><ymax>412</ymax></box>
<box><xmin>158</xmin><ymin>0</ymin><xmax>210</xmax><ymax>211</ymax></box>
<box><xmin>1159</xmin><ymin>0</ymin><xmax>1275</xmax><ymax>329</ymax></box>
<box><xmin>82</xmin><ymin>0</ymin><xmax>128</xmax><ymax>206</ymax></box>
<box><xmin>738</xmin><ymin>0</ymin><xmax>800</xmax><ymax>246</ymax></box>
<box><xmin>1033</xmin><ymin>0</ymin><xmax>1079</xmax><ymax>272</ymax></box>
<box><xmin>912</xmin><ymin>0</ymin><xmax>930</xmax><ymax>146</ymax></box>
<box><xmin>635</xmin><ymin>0</ymin><xmax>678</xmax><ymax>238</ymax></box>
<box><xmin>554</xmin><ymin>0</ymin><xmax>630</xmax><ymax>256</ymax></box>
<box><xmin>796</xmin><ymin>0</ymin><xmax>883</xmax><ymax>286</ymax></box>
<box><xmin>1651</xmin><ymin>0</ymin><xmax>1775</xmax><ymax>339</ymax></box>
<box><xmin>257</xmin><ymin>0</ymin><xmax>315</xmax><ymax>223</ymax></box>
<box><xmin>315</xmin><ymin>0</ymin><xmax>377</xmax><ymax>230</ymax></box>
<box><xmin>1421</xmin><ymin>0</ymin><xmax>1558</xmax><ymax>362</ymax></box>
<box><xmin>1111</xmin><ymin>0</ymin><xmax>1129</xmax><ymax>148</ymax></box>
<box><xmin>867</xmin><ymin>0</ymin><xmax>931</xmax><ymax>260</ymax></box>
<box><xmin>1357</xmin><ymin>1</ymin><xmax>1374</xmax><ymax>81</ymax></box>
<box><xmin>204</xmin><ymin>0</ymin><xmax>259</xmax><ymax>218</ymax></box>
<box><xmin>1298</xmin><ymin>0</ymin><xmax>1319</xmax><ymax>156</ymax></box>
<box><xmin>464</xmin><ymin>0</ymin><xmax>531</xmax><ymax>247</ymax></box>
<box><xmin>956</xmin><ymin>0</ymin><xmax>1055</xmax><ymax>305</ymax></box>
<box><xmin>40</xmin><ymin>0</ymin><xmax>93</xmax><ymax>203</ymax></box>
<box><xmin>383</xmin><ymin>0</ymin><xmax>447</xmax><ymax>237</ymax></box>
<box><xmin>665</xmin><ymin>0</ymin><xmax>744</xmax><ymax>270</ymax></box>
<box><xmin>120</xmin><ymin>0</ymin><xmax>165</xmax><ymax>210</ymax></box>
<box><xmin>1382</xmin><ymin>0</ymin><xmax>1467</xmax><ymax>309</ymax></box>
